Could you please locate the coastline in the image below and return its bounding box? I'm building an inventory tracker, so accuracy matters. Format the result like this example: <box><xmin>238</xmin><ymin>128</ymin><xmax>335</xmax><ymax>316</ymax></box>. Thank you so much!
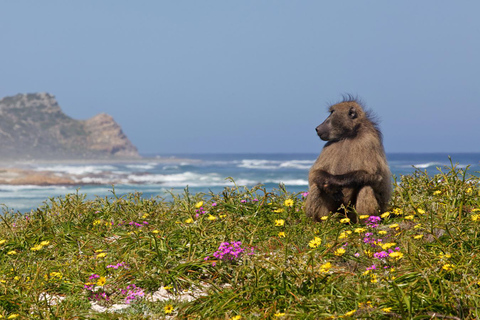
<box><xmin>0</xmin><ymin>156</ymin><xmax>199</xmax><ymax>186</ymax></box>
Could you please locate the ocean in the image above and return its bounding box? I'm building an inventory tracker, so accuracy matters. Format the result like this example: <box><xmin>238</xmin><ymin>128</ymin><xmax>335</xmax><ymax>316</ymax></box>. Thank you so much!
<box><xmin>1</xmin><ymin>153</ymin><xmax>479</xmax><ymax>213</ymax></box>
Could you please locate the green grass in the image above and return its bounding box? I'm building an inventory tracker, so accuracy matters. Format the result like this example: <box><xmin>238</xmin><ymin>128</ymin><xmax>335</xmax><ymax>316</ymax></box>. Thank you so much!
<box><xmin>0</xmin><ymin>163</ymin><xmax>479</xmax><ymax>319</ymax></box>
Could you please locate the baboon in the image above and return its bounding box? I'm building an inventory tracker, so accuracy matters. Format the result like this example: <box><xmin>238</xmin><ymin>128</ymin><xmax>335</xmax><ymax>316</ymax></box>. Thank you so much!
<box><xmin>305</xmin><ymin>96</ymin><xmax>392</xmax><ymax>222</ymax></box>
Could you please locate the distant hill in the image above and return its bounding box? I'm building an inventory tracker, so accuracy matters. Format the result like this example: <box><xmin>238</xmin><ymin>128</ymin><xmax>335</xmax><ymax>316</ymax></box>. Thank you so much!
<box><xmin>0</xmin><ymin>93</ymin><xmax>140</xmax><ymax>160</ymax></box>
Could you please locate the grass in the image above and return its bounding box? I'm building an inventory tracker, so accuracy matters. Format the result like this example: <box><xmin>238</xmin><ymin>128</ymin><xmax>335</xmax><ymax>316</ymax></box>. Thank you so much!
<box><xmin>0</xmin><ymin>163</ymin><xmax>479</xmax><ymax>319</ymax></box>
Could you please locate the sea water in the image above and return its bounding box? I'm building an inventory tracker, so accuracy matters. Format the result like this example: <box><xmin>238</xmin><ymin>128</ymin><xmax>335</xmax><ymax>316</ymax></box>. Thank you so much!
<box><xmin>1</xmin><ymin>153</ymin><xmax>479</xmax><ymax>212</ymax></box>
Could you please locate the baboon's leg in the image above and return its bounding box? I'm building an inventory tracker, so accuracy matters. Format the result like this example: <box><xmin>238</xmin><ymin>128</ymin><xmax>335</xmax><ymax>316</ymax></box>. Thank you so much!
<box><xmin>355</xmin><ymin>186</ymin><xmax>380</xmax><ymax>215</ymax></box>
<box><xmin>306</xmin><ymin>185</ymin><xmax>338</xmax><ymax>221</ymax></box>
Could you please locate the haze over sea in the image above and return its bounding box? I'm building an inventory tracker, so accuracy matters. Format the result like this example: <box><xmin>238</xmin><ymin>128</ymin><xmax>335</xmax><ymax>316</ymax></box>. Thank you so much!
<box><xmin>1</xmin><ymin>153</ymin><xmax>479</xmax><ymax>213</ymax></box>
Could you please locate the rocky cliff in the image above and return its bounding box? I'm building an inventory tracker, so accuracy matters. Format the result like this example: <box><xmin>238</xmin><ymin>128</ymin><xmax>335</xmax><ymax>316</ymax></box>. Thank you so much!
<box><xmin>0</xmin><ymin>93</ymin><xmax>140</xmax><ymax>160</ymax></box>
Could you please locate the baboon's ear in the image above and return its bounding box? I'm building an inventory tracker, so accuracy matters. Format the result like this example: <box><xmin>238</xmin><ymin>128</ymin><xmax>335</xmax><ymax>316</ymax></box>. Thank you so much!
<box><xmin>348</xmin><ymin>107</ymin><xmax>358</xmax><ymax>119</ymax></box>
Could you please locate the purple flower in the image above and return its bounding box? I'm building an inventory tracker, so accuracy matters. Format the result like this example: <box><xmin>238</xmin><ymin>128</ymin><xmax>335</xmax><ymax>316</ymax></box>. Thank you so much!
<box><xmin>374</xmin><ymin>251</ymin><xmax>389</xmax><ymax>259</ymax></box>
<box><xmin>212</xmin><ymin>202</ymin><xmax>217</xmax><ymax>207</ymax></box>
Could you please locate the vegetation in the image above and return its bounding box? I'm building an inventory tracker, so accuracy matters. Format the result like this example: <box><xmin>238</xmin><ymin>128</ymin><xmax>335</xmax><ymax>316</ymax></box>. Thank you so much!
<box><xmin>0</xmin><ymin>163</ymin><xmax>479</xmax><ymax>319</ymax></box>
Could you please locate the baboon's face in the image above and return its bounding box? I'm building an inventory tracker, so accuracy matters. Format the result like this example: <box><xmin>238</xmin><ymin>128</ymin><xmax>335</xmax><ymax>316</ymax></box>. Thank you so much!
<box><xmin>315</xmin><ymin>102</ymin><xmax>365</xmax><ymax>141</ymax></box>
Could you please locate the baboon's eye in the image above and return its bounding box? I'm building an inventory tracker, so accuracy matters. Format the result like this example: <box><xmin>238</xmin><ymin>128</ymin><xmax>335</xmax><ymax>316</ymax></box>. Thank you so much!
<box><xmin>348</xmin><ymin>107</ymin><xmax>357</xmax><ymax>119</ymax></box>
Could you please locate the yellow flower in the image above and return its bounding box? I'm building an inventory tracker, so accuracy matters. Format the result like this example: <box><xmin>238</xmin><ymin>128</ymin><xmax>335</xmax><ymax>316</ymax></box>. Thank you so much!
<box><xmin>308</xmin><ymin>237</ymin><xmax>322</xmax><ymax>248</ymax></box>
<box><xmin>344</xmin><ymin>309</ymin><xmax>356</xmax><ymax>316</ymax></box>
<box><xmin>439</xmin><ymin>253</ymin><xmax>451</xmax><ymax>259</ymax></box>
<box><xmin>378</xmin><ymin>230</ymin><xmax>387</xmax><ymax>235</ymax></box>
<box><xmin>142</xmin><ymin>213</ymin><xmax>149</xmax><ymax>219</ymax></box>
<box><xmin>275</xmin><ymin>219</ymin><xmax>285</xmax><ymax>227</ymax></box>
<box><xmin>473</xmin><ymin>208</ymin><xmax>480</xmax><ymax>212</ymax></box>
<box><xmin>404</xmin><ymin>215</ymin><xmax>414</xmax><ymax>220</ymax></box>
<box><xmin>354</xmin><ymin>227</ymin><xmax>366</xmax><ymax>233</ymax></box>
<box><xmin>393</xmin><ymin>208</ymin><xmax>403</xmax><ymax>215</ymax></box>
<box><xmin>185</xmin><ymin>218</ymin><xmax>194</xmax><ymax>224</ymax></box>
<box><xmin>389</xmin><ymin>224</ymin><xmax>399</xmax><ymax>230</ymax></box>
<box><xmin>433</xmin><ymin>190</ymin><xmax>442</xmax><ymax>195</ymax></box>
<box><xmin>334</xmin><ymin>248</ymin><xmax>346</xmax><ymax>256</ymax></box>
<box><xmin>7</xmin><ymin>250</ymin><xmax>16</xmax><ymax>255</ymax></box>
<box><xmin>152</xmin><ymin>230</ymin><xmax>160</xmax><ymax>234</ymax></box>
<box><xmin>30</xmin><ymin>245</ymin><xmax>43</xmax><ymax>251</ymax></box>
<box><xmin>417</xmin><ymin>208</ymin><xmax>425</xmax><ymax>214</ymax></box>
<box><xmin>96</xmin><ymin>276</ymin><xmax>106</xmax><ymax>286</ymax></box>
<box><xmin>95</xmin><ymin>249</ymin><xmax>103</xmax><ymax>253</ymax></box>
<box><xmin>413</xmin><ymin>234</ymin><xmax>423</xmax><ymax>240</ymax></box>
<box><xmin>278</xmin><ymin>232</ymin><xmax>286</xmax><ymax>238</ymax></box>
<box><xmin>40</xmin><ymin>241</ymin><xmax>50</xmax><ymax>246</ymax></box>
<box><xmin>382</xmin><ymin>307</ymin><xmax>392</xmax><ymax>312</ymax></box>
<box><xmin>284</xmin><ymin>199</ymin><xmax>294</xmax><ymax>207</ymax></box>
<box><xmin>0</xmin><ymin>239</ymin><xmax>7</xmax><ymax>245</ymax></box>
<box><xmin>472</xmin><ymin>214</ymin><xmax>480</xmax><ymax>222</ymax></box>
<box><xmin>466</xmin><ymin>187</ymin><xmax>473</xmax><ymax>194</ymax></box>
<box><xmin>359</xmin><ymin>215</ymin><xmax>369</xmax><ymax>220</ymax></box>
<box><xmin>163</xmin><ymin>285</ymin><xmax>173</xmax><ymax>290</ymax></box>
<box><xmin>195</xmin><ymin>201</ymin><xmax>204</xmax><ymax>208</ymax></box>
<box><xmin>273</xmin><ymin>208</ymin><xmax>284</xmax><ymax>213</ymax></box>
<box><xmin>362</xmin><ymin>269</ymin><xmax>371</xmax><ymax>276</ymax></box>
<box><xmin>364</xmin><ymin>250</ymin><xmax>373</xmax><ymax>258</ymax></box>
<box><xmin>164</xmin><ymin>304</ymin><xmax>174</xmax><ymax>314</ymax></box>
<box><xmin>442</xmin><ymin>264</ymin><xmax>455</xmax><ymax>271</ymax></box>
<box><xmin>380</xmin><ymin>243</ymin><xmax>396</xmax><ymax>250</ymax></box>
<box><xmin>319</xmin><ymin>262</ymin><xmax>332</xmax><ymax>273</ymax></box>
<box><xmin>229</xmin><ymin>316</ymin><xmax>241</xmax><ymax>320</ymax></box>
<box><xmin>219</xmin><ymin>214</ymin><xmax>227</xmax><ymax>218</ymax></box>
<box><xmin>340</xmin><ymin>218</ymin><xmax>350</xmax><ymax>224</ymax></box>
<box><xmin>380</xmin><ymin>212</ymin><xmax>390</xmax><ymax>218</ymax></box>
<box><xmin>7</xmin><ymin>314</ymin><xmax>19</xmax><ymax>319</ymax></box>
<box><xmin>414</xmin><ymin>223</ymin><xmax>422</xmax><ymax>229</ymax></box>
<box><xmin>389</xmin><ymin>251</ymin><xmax>403</xmax><ymax>260</ymax></box>
<box><xmin>96</xmin><ymin>253</ymin><xmax>107</xmax><ymax>258</ymax></box>
<box><xmin>207</xmin><ymin>215</ymin><xmax>217</xmax><ymax>221</ymax></box>
<box><xmin>274</xmin><ymin>311</ymin><xmax>286</xmax><ymax>317</ymax></box>
<box><xmin>93</xmin><ymin>219</ymin><xmax>102</xmax><ymax>226</ymax></box>
<box><xmin>370</xmin><ymin>274</ymin><xmax>378</xmax><ymax>283</ymax></box>
<box><xmin>320</xmin><ymin>216</ymin><xmax>328</xmax><ymax>221</ymax></box>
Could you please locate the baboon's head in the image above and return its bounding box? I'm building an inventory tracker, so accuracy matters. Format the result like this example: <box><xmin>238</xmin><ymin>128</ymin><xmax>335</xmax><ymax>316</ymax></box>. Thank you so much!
<box><xmin>315</xmin><ymin>100</ymin><xmax>367</xmax><ymax>142</ymax></box>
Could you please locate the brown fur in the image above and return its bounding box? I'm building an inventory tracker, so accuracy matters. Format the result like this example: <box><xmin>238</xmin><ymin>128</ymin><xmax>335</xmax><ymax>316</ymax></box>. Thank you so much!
<box><xmin>305</xmin><ymin>97</ymin><xmax>392</xmax><ymax>222</ymax></box>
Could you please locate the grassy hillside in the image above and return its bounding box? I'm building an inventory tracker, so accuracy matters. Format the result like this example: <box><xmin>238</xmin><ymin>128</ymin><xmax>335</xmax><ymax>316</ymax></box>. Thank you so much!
<box><xmin>0</xmin><ymin>163</ymin><xmax>479</xmax><ymax>319</ymax></box>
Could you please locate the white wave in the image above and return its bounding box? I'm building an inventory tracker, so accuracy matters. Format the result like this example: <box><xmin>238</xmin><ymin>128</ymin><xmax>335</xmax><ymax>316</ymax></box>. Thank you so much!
<box><xmin>264</xmin><ymin>179</ymin><xmax>309</xmax><ymax>186</ymax></box>
<box><xmin>125</xmin><ymin>163</ymin><xmax>157</xmax><ymax>171</ymax></box>
<box><xmin>162</xmin><ymin>165</ymin><xmax>179</xmax><ymax>170</ymax></box>
<box><xmin>126</xmin><ymin>172</ymin><xmax>257</xmax><ymax>187</ymax></box>
<box><xmin>412</xmin><ymin>162</ymin><xmax>445</xmax><ymax>169</ymax></box>
<box><xmin>35</xmin><ymin>165</ymin><xmax>117</xmax><ymax>175</ymax></box>
<box><xmin>238</xmin><ymin>159</ymin><xmax>313</xmax><ymax>170</ymax></box>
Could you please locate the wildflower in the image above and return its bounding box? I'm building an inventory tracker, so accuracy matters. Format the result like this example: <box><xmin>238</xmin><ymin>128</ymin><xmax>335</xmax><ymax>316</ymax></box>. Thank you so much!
<box><xmin>163</xmin><ymin>285</ymin><xmax>173</xmax><ymax>290</ymax></box>
<box><xmin>185</xmin><ymin>218</ymin><xmax>194</xmax><ymax>224</ymax></box>
<box><xmin>278</xmin><ymin>232</ymin><xmax>286</xmax><ymax>238</ymax></box>
<box><xmin>378</xmin><ymin>230</ymin><xmax>387</xmax><ymax>235</ymax></box>
<box><xmin>359</xmin><ymin>215</ymin><xmax>369</xmax><ymax>220</ymax></box>
<box><xmin>393</xmin><ymin>208</ymin><xmax>403</xmax><ymax>215</ymax></box>
<box><xmin>93</xmin><ymin>219</ymin><xmax>102</xmax><ymax>226</ymax></box>
<box><xmin>382</xmin><ymin>307</ymin><xmax>392</xmax><ymax>312</ymax></box>
<box><xmin>417</xmin><ymin>208</ymin><xmax>426</xmax><ymax>214</ymax></box>
<box><xmin>366</xmin><ymin>216</ymin><xmax>381</xmax><ymax>228</ymax></box>
<box><xmin>320</xmin><ymin>216</ymin><xmax>328</xmax><ymax>221</ymax></box>
<box><xmin>334</xmin><ymin>248</ymin><xmax>346</xmax><ymax>256</ymax></box>
<box><xmin>241</xmin><ymin>199</ymin><xmax>247</xmax><ymax>203</ymax></box>
<box><xmin>472</xmin><ymin>214</ymin><xmax>480</xmax><ymax>222</ymax></box>
<box><xmin>374</xmin><ymin>251</ymin><xmax>389</xmax><ymax>259</ymax></box>
<box><xmin>380</xmin><ymin>212</ymin><xmax>390</xmax><ymax>218</ymax></box>
<box><xmin>338</xmin><ymin>231</ymin><xmax>351</xmax><ymax>239</ymax></box>
<box><xmin>274</xmin><ymin>311</ymin><xmax>286</xmax><ymax>317</ymax></box>
<box><xmin>354</xmin><ymin>252</ymin><xmax>360</xmax><ymax>257</ymax></box>
<box><xmin>442</xmin><ymin>264</ymin><xmax>455</xmax><ymax>271</ymax></box>
<box><xmin>164</xmin><ymin>304</ymin><xmax>174</xmax><ymax>314</ymax></box>
<box><xmin>319</xmin><ymin>262</ymin><xmax>332</xmax><ymax>273</ymax></box>
<box><xmin>380</xmin><ymin>243</ymin><xmax>396</xmax><ymax>250</ymax></box>
<box><xmin>0</xmin><ymin>239</ymin><xmax>6</xmax><ymax>245</ymax></box>
<box><xmin>7</xmin><ymin>314</ymin><xmax>19</xmax><ymax>319</ymax></box>
<box><xmin>152</xmin><ymin>230</ymin><xmax>160</xmax><ymax>234</ymax></box>
<box><xmin>309</xmin><ymin>237</ymin><xmax>322</xmax><ymax>248</ymax></box>
<box><xmin>30</xmin><ymin>244</ymin><xmax>43</xmax><ymax>251</ymax></box>
<box><xmin>388</xmin><ymin>224</ymin><xmax>399</xmax><ymax>230</ymax></box>
<box><xmin>275</xmin><ymin>219</ymin><xmax>285</xmax><ymax>227</ymax></box>
<box><xmin>370</xmin><ymin>274</ymin><xmax>378</xmax><ymax>283</ymax></box>
<box><xmin>433</xmin><ymin>190</ymin><xmax>442</xmax><ymax>195</ymax></box>
<box><xmin>273</xmin><ymin>208</ymin><xmax>284</xmax><ymax>213</ymax></box>
<box><xmin>219</xmin><ymin>214</ymin><xmax>226</xmax><ymax>218</ymax></box>
<box><xmin>195</xmin><ymin>201</ymin><xmax>204</xmax><ymax>208</ymax></box>
<box><xmin>229</xmin><ymin>316</ymin><xmax>241</xmax><ymax>320</ymax></box>
<box><xmin>414</xmin><ymin>223</ymin><xmax>422</xmax><ymax>229</ymax></box>
<box><xmin>284</xmin><ymin>199</ymin><xmax>294</xmax><ymax>207</ymax></box>
<box><xmin>207</xmin><ymin>215</ymin><xmax>217</xmax><ymax>221</ymax></box>
<box><xmin>389</xmin><ymin>251</ymin><xmax>403</xmax><ymax>260</ymax></box>
<box><xmin>354</xmin><ymin>227</ymin><xmax>366</xmax><ymax>233</ymax></box>
<box><xmin>301</xmin><ymin>192</ymin><xmax>309</xmax><ymax>197</ymax></box>
<box><xmin>413</xmin><ymin>234</ymin><xmax>423</xmax><ymax>240</ymax></box>
<box><xmin>466</xmin><ymin>187</ymin><xmax>472</xmax><ymax>194</ymax></box>
<box><xmin>40</xmin><ymin>241</ymin><xmax>50</xmax><ymax>246</ymax></box>
<box><xmin>141</xmin><ymin>213</ymin><xmax>149</xmax><ymax>219</ymax></box>
<box><xmin>439</xmin><ymin>253</ymin><xmax>451</xmax><ymax>259</ymax></box>
<box><xmin>96</xmin><ymin>253</ymin><xmax>107</xmax><ymax>258</ymax></box>
<box><xmin>344</xmin><ymin>309</ymin><xmax>356</xmax><ymax>316</ymax></box>
<box><xmin>97</xmin><ymin>276</ymin><xmax>106</xmax><ymax>286</ymax></box>
<box><xmin>404</xmin><ymin>215</ymin><xmax>414</xmax><ymax>220</ymax></box>
<box><xmin>212</xmin><ymin>202</ymin><xmax>217</xmax><ymax>206</ymax></box>
<box><xmin>340</xmin><ymin>217</ymin><xmax>350</xmax><ymax>224</ymax></box>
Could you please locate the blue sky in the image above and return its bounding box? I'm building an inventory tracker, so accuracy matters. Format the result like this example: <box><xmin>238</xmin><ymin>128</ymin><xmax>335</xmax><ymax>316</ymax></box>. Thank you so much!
<box><xmin>1</xmin><ymin>1</ymin><xmax>479</xmax><ymax>154</ymax></box>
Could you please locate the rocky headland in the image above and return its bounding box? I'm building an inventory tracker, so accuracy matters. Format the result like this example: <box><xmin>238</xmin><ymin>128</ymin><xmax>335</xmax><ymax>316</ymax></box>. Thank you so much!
<box><xmin>0</xmin><ymin>92</ymin><xmax>140</xmax><ymax>161</ymax></box>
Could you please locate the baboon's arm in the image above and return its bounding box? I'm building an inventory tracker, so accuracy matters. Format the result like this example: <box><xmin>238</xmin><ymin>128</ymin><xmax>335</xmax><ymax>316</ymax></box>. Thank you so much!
<box><xmin>313</xmin><ymin>169</ymin><xmax>381</xmax><ymax>190</ymax></box>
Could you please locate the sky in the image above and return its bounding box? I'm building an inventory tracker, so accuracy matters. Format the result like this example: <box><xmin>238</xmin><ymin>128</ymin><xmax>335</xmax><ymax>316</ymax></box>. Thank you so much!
<box><xmin>1</xmin><ymin>1</ymin><xmax>479</xmax><ymax>154</ymax></box>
